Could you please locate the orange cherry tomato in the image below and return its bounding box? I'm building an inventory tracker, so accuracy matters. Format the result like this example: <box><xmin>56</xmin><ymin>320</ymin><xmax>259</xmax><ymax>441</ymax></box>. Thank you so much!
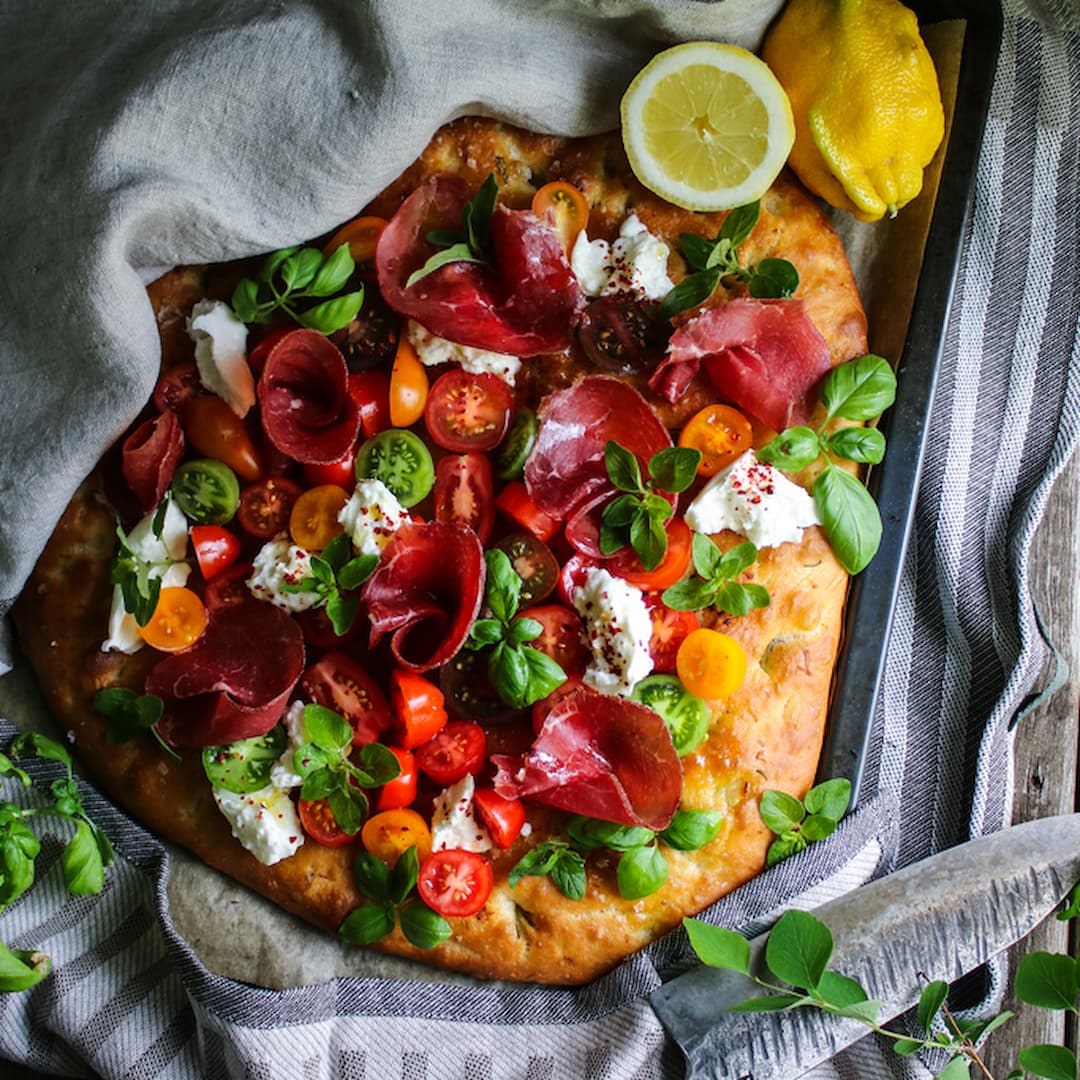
<box><xmin>322</xmin><ymin>215</ymin><xmax>389</xmax><ymax>265</ymax></box>
<box><xmin>608</xmin><ymin>517</ymin><xmax>694</xmax><ymax>591</ymax></box>
<box><xmin>361</xmin><ymin>808</ymin><xmax>432</xmax><ymax>867</ymax></box>
<box><xmin>389</xmin><ymin>336</ymin><xmax>429</xmax><ymax>428</ymax></box>
<box><xmin>375</xmin><ymin>747</ymin><xmax>419</xmax><ymax>812</ymax></box>
<box><xmin>288</xmin><ymin>484</ymin><xmax>349</xmax><ymax>551</ymax></box>
<box><xmin>140</xmin><ymin>587</ymin><xmax>208</xmax><ymax>653</ymax></box>
<box><xmin>388</xmin><ymin>670</ymin><xmax>448</xmax><ymax>749</ymax></box>
<box><xmin>676</xmin><ymin>628</ymin><xmax>747</xmax><ymax>700</ymax></box>
<box><xmin>181</xmin><ymin>395</ymin><xmax>263</xmax><ymax>482</ymax></box>
<box><xmin>677</xmin><ymin>404</ymin><xmax>753</xmax><ymax>476</ymax></box>
<box><xmin>531</xmin><ymin>181</ymin><xmax>589</xmax><ymax>254</ymax></box>
<box><xmin>495</xmin><ymin>481</ymin><xmax>561</xmax><ymax>543</ymax></box>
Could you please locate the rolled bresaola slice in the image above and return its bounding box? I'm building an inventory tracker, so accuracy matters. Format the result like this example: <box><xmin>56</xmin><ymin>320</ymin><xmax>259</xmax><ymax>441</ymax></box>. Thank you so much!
<box><xmin>121</xmin><ymin>410</ymin><xmax>185</xmax><ymax>514</ymax></box>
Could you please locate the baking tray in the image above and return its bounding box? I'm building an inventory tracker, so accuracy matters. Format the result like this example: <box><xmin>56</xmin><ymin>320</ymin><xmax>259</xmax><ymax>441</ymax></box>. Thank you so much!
<box><xmin>818</xmin><ymin>0</ymin><xmax>1002</xmax><ymax>806</ymax></box>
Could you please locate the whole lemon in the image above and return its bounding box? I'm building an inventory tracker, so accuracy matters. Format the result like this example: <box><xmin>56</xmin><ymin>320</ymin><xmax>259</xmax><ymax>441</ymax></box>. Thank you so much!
<box><xmin>762</xmin><ymin>0</ymin><xmax>945</xmax><ymax>222</ymax></box>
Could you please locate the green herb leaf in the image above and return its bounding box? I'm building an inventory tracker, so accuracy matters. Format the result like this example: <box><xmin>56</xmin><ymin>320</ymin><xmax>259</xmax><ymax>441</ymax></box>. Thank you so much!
<box><xmin>10</xmin><ymin>732</ymin><xmax>72</xmax><ymax>770</ymax></box>
<box><xmin>766</xmin><ymin>831</ymin><xmax>807</xmax><ymax>867</ymax></box>
<box><xmin>683</xmin><ymin>917</ymin><xmax>750</xmax><ymax>973</ymax></box>
<box><xmin>489</xmin><ymin>641</ymin><xmax>530</xmax><ymax>708</ymax></box>
<box><xmin>660</xmin><ymin>809</ymin><xmax>724</xmax><ymax>851</ymax></box>
<box><xmin>337</xmin><ymin>553</ymin><xmax>379</xmax><ymax>591</ymax></box>
<box><xmin>508</xmin><ymin>617</ymin><xmax>542</xmax><ymax>646</ymax></box>
<box><xmin>298</xmin><ymin>767</ymin><xmax>335</xmax><ymax>802</ymax></box>
<box><xmin>566</xmin><ymin>817</ymin><xmax>654</xmax><ymax>852</ymax></box>
<box><xmin>659</xmin><ymin>268</ymin><xmax>721</xmax><ymax>321</ymax></box>
<box><xmin>0</xmin><ymin>942</ymin><xmax>52</xmax><ymax>993</ymax></box>
<box><xmin>729</xmin><ymin>993</ymin><xmax>809</xmax><ymax>1012</ymax></box>
<box><xmin>279</xmin><ymin>247</ymin><xmax>324</xmax><ymax>291</ymax></box>
<box><xmin>816</xmin><ymin>970</ymin><xmax>868</xmax><ymax>1008</ymax></box>
<box><xmin>826</xmin><ymin>426</ymin><xmax>886</xmax><ymax>465</ymax></box>
<box><xmin>389</xmin><ymin>845</ymin><xmax>420</xmax><ymax>906</ymax></box>
<box><xmin>0</xmin><ymin>754</ymin><xmax>30</xmax><ymax>788</ymax></box>
<box><xmin>1016</xmin><ymin>1045</ymin><xmax>1078</xmax><ymax>1080</ymax></box>
<box><xmin>649</xmin><ymin>447</ymin><xmax>701</xmax><ymax>494</ymax></box>
<box><xmin>602</xmin><ymin>493</ymin><xmax>640</xmax><ymax>529</ymax></box>
<box><xmin>605</xmin><ymin>441</ymin><xmax>645</xmax><ymax>493</ymax></box>
<box><xmin>399</xmin><ymin>900</ymin><xmax>453</xmax><ymax>949</ymax></box>
<box><xmin>918</xmin><ymin>980</ymin><xmax>949</xmax><ymax>1033</ymax></box>
<box><xmin>814</xmin><ymin>465</ymin><xmax>882</xmax><ymax>575</ymax></box>
<box><xmin>63</xmin><ymin>820</ymin><xmax>106</xmax><ymax>896</ymax></box>
<box><xmin>820</xmin><ymin>355</ymin><xmax>897</xmax><ymax>423</ymax></box>
<box><xmin>465</xmin><ymin>174</ymin><xmax>498</xmax><ymax>253</ymax></box>
<box><xmin>616</xmin><ymin>842</ymin><xmax>668</xmax><ymax>900</ymax></box>
<box><xmin>660</xmin><ymin>578</ymin><xmax>718</xmax><ymax>612</ymax></box>
<box><xmin>1058</xmin><ymin>881</ymin><xmax>1080</xmax><ymax>921</ymax></box>
<box><xmin>509</xmin><ymin>841</ymin><xmax>586</xmax><ymax>900</ymax></box>
<box><xmin>764</xmin><ymin>910</ymin><xmax>833</xmax><ymax>991</ymax></box>
<box><xmin>302</xmin><ymin>704</ymin><xmax>353</xmax><ymax>752</ymax></box>
<box><xmin>1015</xmin><ymin>952</ymin><xmax>1079</xmax><ymax>1011</ymax></box>
<box><xmin>747</xmin><ymin>257</ymin><xmax>799</xmax><ymax>299</ymax></box>
<box><xmin>326</xmin><ymin>594</ymin><xmax>359</xmax><ymax>637</ymax></box>
<box><xmin>630</xmin><ymin>507</ymin><xmax>667</xmax><ymax>571</ymax></box>
<box><xmin>936</xmin><ymin>1056</ymin><xmax>976</xmax><ymax>1080</ymax></box>
<box><xmin>799</xmin><ymin>814</ymin><xmax>837</xmax><ymax>842</ymax></box>
<box><xmin>468</xmin><ymin>618</ymin><xmax>505</xmax><ymax>648</ymax></box>
<box><xmin>230</xmin><ymin>277</ymin><xmax>261</xmax><ymax>322</ymax></box>
<box><xmin>354</xmin><ymin>742</ymin><xmax>403</xmax><ymax>788</ymax></box>
<box><xmin>94</xmin><ymin>687</ymin><xmax>165</xmax><ymax>745</ymax></box>
<box><xmin>484</xmin><ymin>548</ymin><xmax>523</xmax><ymax>623</ymax></box>
<box><xmin>836</xmin><ymin>999</ymin><xmax>882</xmax><ymax>1025</ymax></box>
<box><xmin>306</xmin><ymin>242</ymin><xmax>355</xmax><ymax>297</ymax></box>
<box><xmin>757</xmin><ymin>427</ymin><xmax>821</xmax><ymax>472</ymax></box>
<box><xmin>758</xmin><ymin>790</ymin><xmax>805</xmax><ymax>834</ymax></box>
<box><xmin>519</xmin><ymin>646</ymin><xmax>566</xmax><ymax>706</ymax></box>
<box><xmin>803</xmin><ymin>778</ymin><xmax>851</xmax><ymax>822</ymax></box>
<box><xmin>892</xmin><ymin>1038</ymin><xmax>926</xmax><ymax>1056</ymax></box>
<box><xmin>0</xmin><ymin>820</ymin><xmax>40</xmax><ymax>908</ymax></box>
<box><xmin>719</xmin><ymin>202</ymin><xmax>760</xmax><ymax>247</ymax></box>
<box><xmin>679</xmin><ymin>233</ymin><xmax>716</xmax><ymax>272</ymax></box>
<box><xmin>338</xmin><ymin>902</ymin><xmax>396</xmax><ymax>945</ymax></box>
<box><xmin>296</xmin><ymin>289</ymin><xmax>365</xmax><ymax>335</ymax></box>
<box><xmin>353</xmin><ymin>851</ymin><xmax>392</xmax><ymax>903</ymax></box>
<box><xmin>327</xmin><ymin>787</ymin><xmax>365</xmax><ymax>836</ymax></box>
<box><xmin>407</xmin><ymin>243</ymin><xmax>486</xmax><ymax>287</ymax></box>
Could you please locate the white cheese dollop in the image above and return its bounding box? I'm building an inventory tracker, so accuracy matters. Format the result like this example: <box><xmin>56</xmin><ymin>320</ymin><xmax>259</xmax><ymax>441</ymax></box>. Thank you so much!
<box><xmin>102</xmin><ymin>500</ymin><xmax>191</xmax><ymax>654</ymax></box>
<box><xmin>269</xmin><ymin>700</ymin><xmax>307</xmax><ymax>791</ymax></box>
<box><xmin>685</xmin><ymin>449</ymin><xmax>821</xmax><ymax>549</ymax></box>
<box><xmin>186</xmin><ymin>299</ymin><xmax>254</xmax><ymax>417</ymax></box>
<box><xmin>212</xmin><ymin>785</ymin><xmax>304</xmax><ymax>866</ymax></box>
<box><xmin>571</xmin><ymin>567</ymin><xmax>654</xmax><ymax>697</ymax></box>
<box><xmin>338</xmin><ymin>479</ymin><xmax>411</xmax><ymax>558</ymax></box>
<box><xmin>431</xmin><ymin>775</ymin><xmax>493</xmax><ymax>853</ymax></box>
<box><xmin>407</xmin><ymin>320</ymin><xmax>521</xmax><ymax>387</ymax></box>
<box><xmin>570</xmin><ymin>213</ymin><xmax>674</xmax><ymax>301</ymax></box>
<box><xmin>247</xmin><ymin>538</ymin><xmax>322</xmax><ymax>612</ymax></box>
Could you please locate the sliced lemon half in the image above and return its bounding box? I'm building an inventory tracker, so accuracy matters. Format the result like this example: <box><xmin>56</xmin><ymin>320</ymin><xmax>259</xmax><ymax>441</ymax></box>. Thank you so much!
<box><xmin>621</xmin><ymin>41</ymin><xmax>795</xmax><ymax>212</ymax></box>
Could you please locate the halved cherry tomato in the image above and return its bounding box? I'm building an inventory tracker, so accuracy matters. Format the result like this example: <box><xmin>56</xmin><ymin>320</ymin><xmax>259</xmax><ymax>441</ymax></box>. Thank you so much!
<box><xmin>389</xmin><ymin>670</ymin><xmax>448</xmax><ymax>749</ymax></box>
<box><xmin>298</xmin><ymin>797</ymin><xmax>355</xmax><ymax>847</ymax></box>
<box><xmin>189</xmin><ymin>524</ymin><xmax>241</xmax><ymax>581</ymax></box>
<box><xmin>495</xmin><ymin>481</ymin><xmax>561</xmax><ymax>543</ymax></box>
<box><xmin>472</xmin><ymin>787</ymin><xmax>526</xmax><ymax>850</ymax></box>
<box><xmin>140</xmin><ymin>587</ymin><xmax>208</xmax><ymax>652</ymax></box>
<box><xmin>247</xmin><ymin>328</ymin><xmax>292</xmax><ymax>378</ymax></box>
<box><xmin>348</xmin><ymin>371</ymin><xmax>391</xmax><ymax>439</ymax></box>
<box><xmin>577</xmin><ymin>297</ymin><xmax>669</xmax><ymax>375</ymax></box>
<box><xmin>294</xmin><ymin>604</ymin><xmax>363</xmax><ymax>651</ymax></box>
<box><xmin>434</xmin><ymin>453</ymin><xmax>494</xmax><ymax>543</ymax></box>
<box><xmin>303</xmin><ymin>444</ymin><xmax>357</xmax><ymax>490</ymax></box>
<box><xmin>181</xmin><ymin>395</ymin><xmax>262</xmax><ymax>482</ymax></box>
<box><xmin>520</xmin><ymin>604</ymin><xmax>589</xmax><ymax>675</ymax></box>
<box><xmin>418</xmin><ymin>849</ymin><xmax>493</xmax><ymax>917</ymax></box>
<box><xmin>440</xmin><ymin>649</ymin><xmax>521</xmax><ymax>725</ymax></box>
<box><xmin>531</xmin><ymin>673</ymin><xmax>585</xmax><ymax>734</ymax></box>
<box><xmin>237</xmin><ymin>476</ymin><xmax>304</xmax><ymax>539</ymax></box>
<box><xmin>153</xmin><ymin>361</ymin><xmax>204</xmax><ymax>413</ymax></box>
<box><xmin>389</xmin><ymin>336</ymin><xmax>429</xmax><ymax>428</ymax></box>
<box><xmin>531</xmin><ymin>181</ymin><xmax>589</xmax><ymax>254</ymax></box>
<box><xmin>494</xmin><ymin>532</ymin><xmax>559</xmax><ymax>607</ymax></box>
<box><xmin>424</xmin><ymin>370</ymin><xmax>513</xmax><ymax>453</ymax></box>
<box><xmin>677</xmin><ymin>403</ymin><xmax>753</xmax><ymax>476</ymax></box>
<box><xmin>289</xmin><ymin>483</ymin><xmax>349</xmax><ymax>550</ymax></box>
<box><xmin>301</xmin><ymin>652</ymin><xmax>393</xmax><ymax>746</ymax></box>
<box><xmin>563</xmin><ymin>490</ymin><xmax>609</xmax><ymax>558</ymax></box>
<box><xmin>609</xmin><ymin>517</ymin><xmax>693</xmax><ymax>591</ymax></box>
<box><xmin>644</xmin><ymin>594</ymin><xmax>700</xmax><ymax>674</ymax></box>
<box><xmin>334</xmin><ymin>293</ymin><xmax>400</xmax><ymax>373</ymax></box>
<box><xmin>203</xmin><ymin>561</ymin><xmax>253</xmax><ymax>611</ymax></box>
<box><xmin>676</xmin><ymin>628</ymin><xmax>747</xmax><ymax>699</ymax></box>
<box><xmin>361</xmin><ymin>807</ymin><xmax>432</xmax><ymax>866</ymax></box>
<box><xmin>375</xmin><ymin>748</ymin><xmax>419</xmax><ymax>812</ymax></box>
<box><xmin>557</xmin><ymin>552</ymin><xmax>600</xmax><ymax>607</ymax></box>
<box><xmin>323</xmin><ymin>215</ymin><xmax>388</xmax><ymax>265</ymax></box>
<box><xmin>415</xmin><ymin>721</ymin><xmax>486</xmax><ymax>787</ymax></box>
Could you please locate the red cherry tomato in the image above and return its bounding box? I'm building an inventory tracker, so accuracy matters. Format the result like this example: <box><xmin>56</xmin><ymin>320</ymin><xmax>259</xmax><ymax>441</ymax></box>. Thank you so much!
<box><xmin>203</xmin><ymin>561</ymin><xmax>254</xmax><ymax>611</ymax></box>
<box><xmin>434</xmin><ymin>453</ymin><xmax>494</xmax><ymax>544</ymax></box>
<box><xmin>563</xmin><ymin>490</ymin><xmax>609</xmax><ymax>558</ymax></box>
<box><xmin>417</xmin><ymin>849</ymin><xmax>493</xmax><ymax>917</ymax></box>
<box><xmin>531</xmin><ymin>673</ymin><xmax>585</xmax><ymax>734</ymax></box>
<box><xmin>414</xmin><ymin>721</ymin><xmax>486</xmax><ymax>787</ymax></box>
<box><xmin>181</xmin><ymin>395</ymin><xmax>263</xmax><ymax>482</ymax></box>
<box><xmin>472</xmin><ymin>787</ymin><xmax>526</xmax><ymax>850</ymax></box>
<box><xmin>303</xmin><ymin>444</ymin><xmax>357</xmax><ymax>490</ymax></box>
<box><xmin>557</xmin><ymin>552</ymin><xmax>600</xmax><ymax>607</ymax></box>
<box><xmin>301</xmin><ymin>652</ymin><xmax>394</xmax><ymax>746</ymax></box>
<box><xmin>153</xmin><ymin>361</ymin><xmax>204</xmax><ymax>414</ymax></box>
<box><xmin>644</xmin><ymin>594</ymin><xmax>701</xmax><ymax>674</ymax></box>
<box><xmin>608</xmin><ymin>517</ymin><xmax>693</xmax><ymax>591</ymax></box>
<box><xmin>348</xmin><ymin>371</ymin><xmax>391</xmax><ymax>440</ymax></box>
<box><xmin>236</xmin><ymin>476</ymin><xmax>304</xmax><ymax>539</ymax></box>
<box><xmin>247</xmin><ymin>328</ymin><xmax>293</xmax><ymax>378</ymax></box>
<box><xmin>298</xmin><ymin>797</ymin><xmax>355</xmax><ymax>847</ymax></box>
<box><xmin>424</xmin><ymin>370</ymin><xmax>513</xmax><ymax>453</ymax></box>
<box><xmin>495</xmin><ymin>481</ymin><xmax>561</xmax><ymax>543</ymax></box>
<box><xmin>375</xmin><ymin>747</ymin><xmax>419</xmax><ymax>812</ymax></box>
<box><xmin>189</xmin><ymin>524</ymin><xmax>241</xmax><ymax>581</ymax></box>
<box><xmin>519</xmin><ymin>604</ymin><xmax>589</xmax><ymax>676</ymax></box>
<box><xmin>388</xmin><ymin>670</ymin><xmax>449</xmax><ymax>750</ymax></box>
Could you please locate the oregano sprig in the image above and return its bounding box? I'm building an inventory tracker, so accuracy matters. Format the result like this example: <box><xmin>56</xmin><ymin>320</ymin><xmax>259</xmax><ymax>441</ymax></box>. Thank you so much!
<box><xmin>662</xmin><ymin>534</ymin><xmax>770</xmax><ymax>615</ymax></box>
<box><xmin>282</xmin><ymin>533</ymin><xmax>377</xmax><ymax>636</ymax></box>
<box><xmin>406</xmin><ymin>174</ymin><xmax>498</xmax><ymax>288</ymax></box>
<box><xmin>231</xmin><ymin>242</ymin><xmax>364</xmax><ymax>334</ymax></box>
<box><xmin>759</xmin><ymin>778</ymin><xmax>852</xmax><ymax>868</ymax></box>
<box><xmin>757</xmin><ymin>354</ymin><xmax>898</xmax><ymax>574</ymax></box>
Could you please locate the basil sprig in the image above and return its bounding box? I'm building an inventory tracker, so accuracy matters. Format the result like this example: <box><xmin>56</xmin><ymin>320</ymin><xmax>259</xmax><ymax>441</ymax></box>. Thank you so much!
<box><xmin>759</xmin><ymin>778</ymin><xmax>852</xmax><ymax>868</ymax></box>
<box><xmin>338</xmin><ymin>846</ymin><xmax>451</xmax><ymax>950</ymax></box>
<box><xmin>508</xmin><ymin>841</ymin><xmax>587</xmax><ymax>900</ymax></box>
<box><xmin>662</xmin><ymin>535</ymin><xmax>770</xmax><ymax>615</ymax></box>
<box><xmin>93</xmin><ymin>687</ymin><xmax>180</xmax><ymax>762</ymax></box>
<box><xmin>231</xmin><ymin>241</ymin><xmax>364</xmax><ymax>335</ymax></box>
<box><xmin>601</xmin><ymin>441</ymin><xmax>701</xmax><ymax>570</ymax></box>
<box><xmin>282</xmin><ymin>533</ymin><xmax>377</xmax><ymax>636</ymax></box>
<box><xmin>660</xmin><ymin>200</ymin><xmax>799</xmax><ymax>320</ymax></box>
<box><xmin>110</xmin><ymin>500</ymin><xmax>177</xmax><ymax>626</ymax></box>
<box><xmin>292</xmin><ymin>704</ymin><xmax>400</xmax><ymax>836</ymax></box>
<box><xmin>406</xmin><ymin>174</ymin><xmax>498</xmax><ymax>288</ymax></box>
<box><xmin>757</xmin><ymin>354</ymin><xmax>897</xmax><ymax>574</ymax></box>
<box><xmin>465</xmin><ymin>549</ymin><xmax>567</xmax><ymax>709</ymax></box>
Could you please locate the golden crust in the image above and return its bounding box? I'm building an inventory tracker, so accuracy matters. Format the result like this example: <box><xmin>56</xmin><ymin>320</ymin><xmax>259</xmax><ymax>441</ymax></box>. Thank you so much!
<box><xmin>13</xmin><ymin>117</ymin><xmax>867</xmax><ymax>985</ymax></box>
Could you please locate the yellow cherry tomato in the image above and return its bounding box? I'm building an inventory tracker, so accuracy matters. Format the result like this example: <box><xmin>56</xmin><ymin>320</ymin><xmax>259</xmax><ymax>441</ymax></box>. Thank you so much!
<box><xmin>676</xmin><ymin>628</ymin><xmax>747</xmax><ymax>700</ymax></box>
<box><xmin>678</xmin><ymin>404</ymin><xmax>754</xmax><ymax>476</ymax></box>
<box><xmin>531</xmin><ymin>181</ymin><xmax>589</xmax><ymax>254</ymax></box>
<box><xmin>288</xmin><ymin>484</ymin><xmax>349</xmax><ymax>551</ymax></box>
<box><xmin>322</xmin><ymin>215</ymin><xmax>388</xmax><ymax>265</ymax></box>
<box><xmin>140</xmin><ymin>587</ymin><xmax>208</xmax><ymax>653</ymax></box>
<box><xmin>361</xmin><ymin>808</ymin><xmax>433</xmax><ymax>867</ymax></box>
<box><xmin>389</xmin><ymin>336</ymin><xmax>429</xmax><ymax>428</ymax></box>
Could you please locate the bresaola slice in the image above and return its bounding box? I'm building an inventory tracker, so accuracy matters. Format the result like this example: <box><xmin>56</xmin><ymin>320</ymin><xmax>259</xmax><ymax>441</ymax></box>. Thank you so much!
<box><xmin>258</xmin><ymin>329</ymin><xmax>360</xmax><ymax>464</ymax></box>
<box><xmin>524</xmin><ymin>374</ymin><xmax>672</xmax><ymax>519</ymax></box>
<box><xmin>650</xmin><ymin>298</ymin><xmax>833</xmax><ymax>432</ymax></box>
<box><xmin>121</xmin><ymin>411</ymin><xmax>185</xmax><ymax>514</ymax></box>
<box><xmin>492</xmin><ymin>687</ymin><xmax>681</xmax><ymax>831</ymax></box>
<box><xmin>361</xmin><ymin>520</ymin><xmax>485</xmax><ymax>672</ymax></box>
<box><xmin>376</xmin><ymin>174</ymin><xmax>581</xmax><ymax>356</ymax></box>
<box><xmin>146</xmin><ymin>601</ymin><xmax>304</xmax><ymax>747</ymax></box>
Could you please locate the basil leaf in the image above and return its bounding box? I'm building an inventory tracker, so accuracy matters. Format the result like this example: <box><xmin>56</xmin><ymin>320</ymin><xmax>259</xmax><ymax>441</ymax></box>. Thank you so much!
<box><xmin>292</xmin><ymin>742</ymin><xmax>334</xmax><ymax>779</ymax></box>
<box><xmin>399</xmin><ymin>900</ymin><xmax>453</xmax><ymax>949</ymax></box>
<box><xmin>803</xmin><ymin>778</ymin><xmax>851</xmax><ymax>821</ymax></box>
<box><xmin>630</xmin><ymin>509</ymin><xmax>667</xmax><ymax>571</ymax></box>
<box><xmin>714</xmin><ymin>581</ymin><xmax>755</xmax><ymax>617</ymax></box>
<box><xmin>659</xmin><ymin>268</ymin><xmax>721</xmax><ymax>321</ymax></box>
<box><xmin>279</xmin><ymin>247</ymin><xmax>324</xmax><ymax>292</ymax></box>
<box><xmin>63</xmin><ymin>820</ymin><xmax>105</xmax><ymax>896</ymax></box>
<box><xmin>0</xmin><ymin>823</ymin><xmax>39</xmax><ymax>908</ymax></box>
<box><xmin>426</xmin><ymin>228</ymin><xmax>465</xmax><ymax>246</ymax></box>
<box><xmin>0</xmin><ymin>753</ymin><xmax>29</xmax><ymax>788</ymax></box>
<box><xmin>825</xmin><ymin>426</ymin><xmax>886</xmax><ymax>465</ymax></box>
<box><xmin>490</xmin><ymin>641</ymin><xmax>530</xmax><ymax>708</ymax></box>
<box><xmin>567</xmin><ymin>816</ymin><xmax>654</xmax><ymax>852</ymax></box>
<box><xmin>714</xmin><ymin>539</ymin><xmax>757</xmax><ymax>580</ymax></box>
<box><xmin>338</xmin><ymin>553</ymin><xmax>379</xmax><ymax>591</ymax></box>
<box><xmin>549</xmin><ymin>849</ymin><xmax>588</xmax><ymax>900</ymax></box>
<box><xmin>320</xmin><ymin>533</ymin><xmax>351</xmax><ymax>572</ymax></box>
<box><xmin>519</xmin><ymin>646</ymin><xmax>566</xmax><ymax>707</ymax></box>
<box><xmin>326</xmin><ymin>594</ymin><xmax>358</xmax><ymax>637</ymax></box>
<box><xmin>406</xmin><ymin>243</ymin><xmax>485</xmax><ymax>288</ymax></box>
<box><xmin>679</xmin><ymin>232</ymin><xmax>715</xmax><ymax>272</ymax></box>
<box><xmin>338</xmin><ymin>902</ymin><xmax>396</xmax><ymax>945</ymax></box>
<box><xmin>766</xmin><ymin>830</ymin><xmax>807</xmax><ymax>868</ymax></box>
<box><xmin>598</xmin><ymin>519</ymin><xmax>629</xmax><ymax>556</ymax></box>
<box><xmin>353</xmin><ymin>851</ymin><xmax>392</xmax><ymax>902</ymax></box>
<box><xmin>820</xmin><ymin>355</ymin><xmax>897</xmax><ymax>422</ymax></box>
<box><xmin>660</xmin><ymin>578</ymin><xmax>717</xmax><ymax>612</ymax></box>
<box><xmin>509</xmin><ymin>617</ymin><xmax>542</xmax><ymax>646</ymax></box>
<box><xmin>660</xmin><ymin>809</ymin><xmax>724</xmax><ymax>851</ymax></box>
<box><xmin>328</xmin><ymin>786</ymin><xmax>365</xmax><ymax>836</ymax></box>
<box><xmin>11</xmin><ymin>732</ymin><xmax>72</xmax><ymax>770</ymax></box>
<box><xmin>95</xmin><ymin>687</ymin><xmax>164</xmax><ymax>744</ymax></box>
<box><xmin>649</xmin><ymin>447</ymin><xmax>700</xmax><ymax>494</ymax></box>
<box><xmin>747</xmin><ymin>257</ymin><xmax>799</xmax><ymax>299</ymax></box>
<box><xmin>719</xmin><ymin>201</ymin><xmax>760</xmax><ymax>247</ymax></box>
<box><xmin>468</xmin><ymin>618</ymin><xmax>506</xmax><ymax>648</ymax></box>
<box><xmin>389</xmin><ymin>845</ymin><xmax>420</xmax><ymax>906</ymax></box>
<box><xmin>49</xmin><ymin>777</ymin><xmax>81</xmax><ymax>819</ymax></box>
<box><xmin>260</xmin><ymin>245</ymin><xmax>300</xmax><ymax>283</ymax></box>
<box><xmin>705</xmin><ymin>236</ymin><xmax>738</xmax><ymax>273</ymax></box>
<box><xmin>202</xmin><ymin>726</ymin><xmax>287</xmax><ymax>794</ymax></box>
<box><xmin>814</xmin><ymin>465</ymin><xmax>882</xmax><ymax>574</ymax></box>
<box><xmin>0</xmin><ymin>943</ymin><xmax>52</xmax><ymax>991</ymax></box>
<box><xmin>305</xmin><ymin>242</ymin><xmax>355</xmax><ymax>297</ymax></box>
<box><xmin>484</xmin><ymin>548</ymin><xmax>522</xmax><ymax>623</ymax></box>
<box><xmin>758</xmin><ymin>790</ymin><xmax>805</xmax><ymax>834</ymax></box>
<box><xmin>509</xmin><ymin>843</ymin><xmax>562</xmax><ymax>888</ymax></box>
<box><xmin>464</xmin><ymin>174</ymin><xmax>498</xmax><ymax>253</ymax></box>
<box><xmin>355</xmin><ymin>742</ymin><xmax>402</xmax><ymax>788</ymax></box>
<box><xmin>616</xmin><ymin>843</ymin><xmax>669</xmax><ymax>900</ymax></box>
<box><xmin>757</xmin><ymin>427</ymin><xmax>821</xmax><ymax>472</ymax></box>
<box><xmin>299</xmin><ymin>767</ymin><xmax>335</xmax><ymax>802</ymax></box>
<box><xmin>297</xmin><ymin>289</ymin><xmax>365</xmax><ymax>335</ymax></box>
<box><xmin>302</xmin><ymin>704</ymin><xmax>353</xmax><ymax>751</ymax></box>
<box><xmin>602</xmin><ymin>493</ymin><xmax>640</xmax><ymax>529</ymax></box>
<box><xmin>800</xmin><ymin>814</ymin><xmax>837</xmax><ymax>842</ymax></box>
<box><xmin>230</xmin><ymin>277</ymin><xmax>261</xmax><ymax>323</ymax></box>
<box><xmin>605</xmin><ymin>441</ymin><xmax>644</xmax><ymax>493</ymax></box>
